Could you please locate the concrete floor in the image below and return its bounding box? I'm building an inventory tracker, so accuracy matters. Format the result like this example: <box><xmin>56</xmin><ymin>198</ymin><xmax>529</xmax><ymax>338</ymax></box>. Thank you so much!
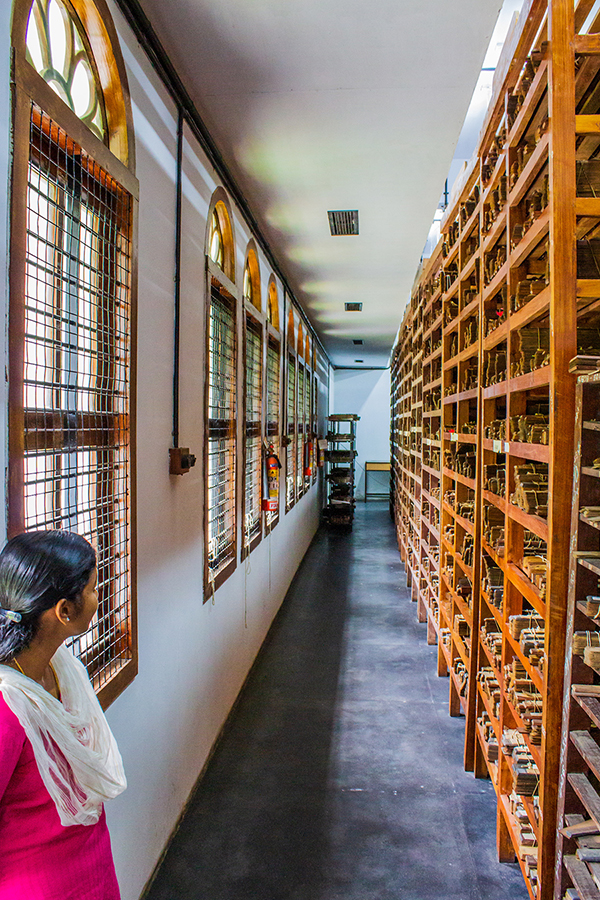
<box><xmin>144</xmin><ymin>502</ymin><xmax>528</xmax><ymax>900</ymax></box>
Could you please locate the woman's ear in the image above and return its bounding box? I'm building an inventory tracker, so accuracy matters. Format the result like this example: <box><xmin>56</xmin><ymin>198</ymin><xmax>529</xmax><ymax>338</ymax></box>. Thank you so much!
<box><xmin>53</xmin><ymin>599</ymin><xmax>73</xmax><ymax>627</ymax></box>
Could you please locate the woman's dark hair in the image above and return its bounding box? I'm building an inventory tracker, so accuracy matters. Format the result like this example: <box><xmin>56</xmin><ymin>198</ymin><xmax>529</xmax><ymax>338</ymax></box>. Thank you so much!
<box><xmin>0</xmin><ymin>531</ymin><xmax>96</xmax><ymax>662</ymax></box>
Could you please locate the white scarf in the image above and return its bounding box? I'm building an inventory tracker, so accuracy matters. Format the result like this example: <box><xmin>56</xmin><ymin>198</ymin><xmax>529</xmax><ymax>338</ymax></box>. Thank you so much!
<box><xmin>0</xmin><ymin>644</ymin><xmax>126</xmax><ymax>827</ymax></box>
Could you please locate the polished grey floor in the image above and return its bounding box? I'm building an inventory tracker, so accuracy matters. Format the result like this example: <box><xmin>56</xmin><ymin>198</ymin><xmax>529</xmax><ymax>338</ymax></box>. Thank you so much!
<box><xmin>145</xmin><ymin>502</ymin><xmax>527</xmax><ymax>900</ymax></box>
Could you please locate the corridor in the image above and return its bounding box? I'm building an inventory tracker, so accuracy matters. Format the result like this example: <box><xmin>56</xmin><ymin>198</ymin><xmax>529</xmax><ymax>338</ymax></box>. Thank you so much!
<box><xmin>144</xmin><ymin>502</ymin><xmax>528</xmax><ymax>900</ymax></box>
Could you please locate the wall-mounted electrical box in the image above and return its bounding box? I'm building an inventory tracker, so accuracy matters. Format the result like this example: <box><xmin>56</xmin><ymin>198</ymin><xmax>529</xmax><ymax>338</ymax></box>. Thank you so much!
<box><xmin>169</xmin><ymin>447</ymin><xmax>197</xmax><ymax>475</ymax></box>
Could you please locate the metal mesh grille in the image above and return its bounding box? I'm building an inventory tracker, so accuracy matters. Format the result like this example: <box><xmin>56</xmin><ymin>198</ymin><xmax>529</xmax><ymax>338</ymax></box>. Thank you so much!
<box><xmin>312</xmin><ymin>374</ymin><xmax>318</xmax><ymax>483</ymax></box>
<box><xmin>304</xmin><ymin>365</ymin><xmax>312</xmax><ymax>487</ymax></box>
<box><xmin>266</xmin><ymin>338</ymin><xmax>280</xmax><ymax>526</ymax></box>
<box><xmin>286</xmin><ymin>354</ymin><xmax>296</xmax><ymax>509</ymax></box>
<box><xmin>266</xmin><ymin>339</ymin><xmax>280</xmax><ymax>436</ymax></box>
<box><xmin>297</xmin><ymin>364</ymin><xmax>305</xmax><ymax>494</ymax></box>
<box><xmin>244</xmin><ymin>318</ymin><xmax>262</xmax><ymax>544</ymax></box>
<box><xmin>207</xmin><ymin>284</ymin><xmax>236</xmax><ymax>571</ymax></box>
<box><xmin>23</xmin><ymin>103</ymin><xmax>132</xmax><ymax>689</ymax></box>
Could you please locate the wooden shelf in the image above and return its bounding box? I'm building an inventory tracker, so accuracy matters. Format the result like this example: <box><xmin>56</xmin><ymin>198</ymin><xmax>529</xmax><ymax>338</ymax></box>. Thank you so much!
<box><xmin>563</xmin><ymin>855</ymin><xmax>600</xmax><ymax>900</ymax></box>
<box><xmin>390</xmin><ymin>10</ymin><xmax>580</xmax><ymax>898</ymax></box>
<box><xmin>482</xmin><ymin>210</ymin><xmax>507</xmax><ymax>255</ymax></box>
<box><xmin>507</xmin><ymin>58</ymin><xmax>548</xmax><ymax>148</ymax></box>
<box><xmin>508</xmin><ymin>132</ymin><xmax>550</xmax><ymax>209</ymax></box>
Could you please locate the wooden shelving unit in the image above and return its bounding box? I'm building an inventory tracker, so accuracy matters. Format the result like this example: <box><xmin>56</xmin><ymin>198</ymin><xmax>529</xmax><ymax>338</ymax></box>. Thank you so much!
<box><xmin>390</xmin><ymin>3</ymin><xmax>600</xmax><ymax>897</ymax></box>
<box><xmin>392</xmin><ymin>300</ymin><xmax>416</xmax><ymax>593</ymax></box>
<box><xmin>556</xmin><ymin>372</ymin><xmax>600</xmax><ymax>900</ymax></box>
<box><xmin>391</xmin><ymin>253</ymin><xmax>443</xmax><ymax>624</ymax></box>
<box><xmin>420</xmin><ymin>252</ymin><xmax>443</xmax><ymax>650</ymax></box>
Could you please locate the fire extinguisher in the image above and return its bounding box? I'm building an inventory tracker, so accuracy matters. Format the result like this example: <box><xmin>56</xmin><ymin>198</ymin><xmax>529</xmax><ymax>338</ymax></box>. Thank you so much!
<box><xmin>304</xmin><ymin>437</ymin><xmax>313</xmax><ymax>478</ymax></box>
<box><xmin>262</xmin><ymin>444</ymin><xmax>282</xmax><ymax>511</ymax></box>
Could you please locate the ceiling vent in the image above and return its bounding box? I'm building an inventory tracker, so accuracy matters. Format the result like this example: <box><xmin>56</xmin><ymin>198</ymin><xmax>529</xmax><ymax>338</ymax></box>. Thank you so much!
<box><xmin>353</xmin><ymin>339</ymin><xmax>363</xmax><ymax>345</ymax></box>
<box><xmin>328</xmin><ymin>210</ymin><xmax>359</xmax><ymax>236</ymax></box>
<box><xmin>345</xmin><ymin>302</ymin><xmax>362</xmax><ymax>312</ymax></box>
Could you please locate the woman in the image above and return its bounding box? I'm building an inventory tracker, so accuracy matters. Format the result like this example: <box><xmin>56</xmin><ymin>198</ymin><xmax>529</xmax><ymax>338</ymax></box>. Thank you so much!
<box><xmin>0</xmin><ymin>530</ymin><xmax>127</xmax><ymax>899</ymax></box>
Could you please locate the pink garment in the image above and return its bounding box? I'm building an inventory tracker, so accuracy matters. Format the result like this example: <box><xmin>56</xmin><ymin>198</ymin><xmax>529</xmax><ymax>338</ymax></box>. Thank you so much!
<box><xmin>0</xmin><ymin>693</ymin><xmax>121</xmax><ymax>900</ymax></box>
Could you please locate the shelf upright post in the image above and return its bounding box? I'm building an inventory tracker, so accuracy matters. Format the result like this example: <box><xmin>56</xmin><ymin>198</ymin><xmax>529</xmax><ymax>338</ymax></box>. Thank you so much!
<box><xmin>540</xmin><ymin>1</ymin><xmax>577</xmax><ymax>897</ymax></box>
<box><xmin>464</xmin><ymin>194</ymin><xmax>485</xmax><ymax>773</ymax></box>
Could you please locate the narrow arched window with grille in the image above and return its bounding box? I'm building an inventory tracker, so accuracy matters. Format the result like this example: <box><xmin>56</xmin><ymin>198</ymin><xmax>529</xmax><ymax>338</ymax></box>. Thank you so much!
<box><xmin>205</xmin><ymin>192</ymin><xmax>237</xmax><ymax>596</ymax></box>
<box><xmin>11</xmin><ymin>0</ymin><xmax>137</xmax><ymax>706</ymax></box>
<box><xmin>265</xmin><ymin>335</ymin><xmax>281</xmax><ymax>530</ymax></box>
<box><xmin>243</xmin><ymin>314</ymin><xmax>262</xmax><ymax>555</ymax></box>
<box><xmin>312</xmin><ymin>373</ymin><xmax>319</xmax><ymax>484</ymax></box>
<box><xmin>297</xmin><ymin>361</ymin><xmax>305</xmax><ymax>497</ymax></box>
<box><xmin>206</xmin><ymin>283</ymin><xmax>237</xmax><ymax>588</ymax></box>
<box><xmin>286</xmin><ymin>352</ymin><xmax>296</xmax><ymax>511</ymax></box>
<box><xmin>303</xmin><ymin>356</ymin><xmax>312</xmax><ymax>490</ymax></box>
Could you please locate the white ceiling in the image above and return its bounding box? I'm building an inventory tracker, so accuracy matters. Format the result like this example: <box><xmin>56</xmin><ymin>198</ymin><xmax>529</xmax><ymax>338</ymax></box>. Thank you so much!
<box><xmin>137</xmin><ymin>0</ymin><xmax>507</xmax><ymax>367</ymax></box>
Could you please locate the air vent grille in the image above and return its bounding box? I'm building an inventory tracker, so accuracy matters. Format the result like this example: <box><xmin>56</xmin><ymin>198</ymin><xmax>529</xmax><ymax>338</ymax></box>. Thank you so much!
<box><xmin>345</xmin><ymin>303</ymin><xmax>362</xmax><ymax>312</ymax></box>
<box><xmin>328</xmin><ymin>210</ymin><xmax>359</xmax><ymax>236</ymax></box>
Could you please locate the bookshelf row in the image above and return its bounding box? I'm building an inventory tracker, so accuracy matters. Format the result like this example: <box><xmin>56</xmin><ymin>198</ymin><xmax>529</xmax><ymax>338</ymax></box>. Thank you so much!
<box><xmin>391</xmin><ymin>2</ymin><xmax>600</xmax><ymax>898</ymax></box>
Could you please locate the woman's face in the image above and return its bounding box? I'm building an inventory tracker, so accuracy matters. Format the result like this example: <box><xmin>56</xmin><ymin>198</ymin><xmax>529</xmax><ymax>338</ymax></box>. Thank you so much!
<box><xmin>73</xmin><ymin>567</ymin><xmax>99</xmax><ymax>634</ymax></box>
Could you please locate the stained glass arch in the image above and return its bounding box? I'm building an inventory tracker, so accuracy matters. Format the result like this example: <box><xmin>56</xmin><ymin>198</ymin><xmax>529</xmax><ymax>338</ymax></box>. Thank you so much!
<box><xmin>14</xmin><ymin>0</ymin><xmax>133</xmax><ymax>166</ymax></box>
<box><xmin>207</xmin><ymin>192</ymin><xmax>235</xmax><ymax>283</ymax></box>
<box><xmin>243</xmin><ymin>245</ymin><xmax>261</xmax><ymax>311</ymax></box>
<box><xmin>26</xmin><ymin>0</ymin><xmax>107</xmax><ymax>140</ymax></box>
<box><xmin>267</xmin><ymin>278</ymin><xmax>279</xmax><ymax>330</ymax></box>
<box><xmin>209</xmin><ymin>209</ymin><xmax>224</xmax><ymax>270</ymax></box>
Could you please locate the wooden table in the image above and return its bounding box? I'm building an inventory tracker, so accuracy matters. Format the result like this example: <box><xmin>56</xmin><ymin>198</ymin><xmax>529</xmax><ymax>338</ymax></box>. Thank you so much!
<box><xmin>364</xmin><ymin>461</ymin><xmax>390</xmax><ymax>501</ymax></box>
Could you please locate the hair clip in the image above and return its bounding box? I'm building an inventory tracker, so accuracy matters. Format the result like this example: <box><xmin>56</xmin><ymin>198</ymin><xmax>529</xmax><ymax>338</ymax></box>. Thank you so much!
<box><xmin>0</xmin><ymin>608</ymin><xmax>22</xmax><ymax>624</ymax></box>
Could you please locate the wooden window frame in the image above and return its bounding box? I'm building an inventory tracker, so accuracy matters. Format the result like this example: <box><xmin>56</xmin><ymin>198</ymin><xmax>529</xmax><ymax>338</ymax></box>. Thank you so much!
<box><xmin>297</xmin><ymin>360</ymin><xmax>306</xmax><ymax>499</ymax></box>
<box><xmin>207</xmin><ymin>190</ymin><xmax>235</xmax><ymax>283</ymax></box>
<box><xmin>9</xmin><ymin>0</ymin><xmax>138</xmax><ymax>710</ymax></box>
<box><xmin>204</xmin><ymin>263</ymin><xmax>238</xmax><ymax>598</ymax></box>
<box><xmin>264</xmin><ymin>324</ymin><xmax>282</xmax><ymax>534</ymax></box>
<box><xmin>312</xmin><ymin>372</ymin><xmax>319</xmax><ymax>485</ymax></box>
<box><xmin>241</xmin><ymin>308</ymin><xmax>263</xmax><ymax>559</ymax></box>
<box><xmin>267</xmin><ymin>277</ymin><xmax>280</xmax><ymax>331</ymax></box>
<box><xmin>303</xmin><ymin>353</ymin><xmax>312</xmax><ymax>493</ymax></box>
<box><xmin>285</xmin><ymin>349</ymin><xmax>297</xmax><ymax>512</ymax></box>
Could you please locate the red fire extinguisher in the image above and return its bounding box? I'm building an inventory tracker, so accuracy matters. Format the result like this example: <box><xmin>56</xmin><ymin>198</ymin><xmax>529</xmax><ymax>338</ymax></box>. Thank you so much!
<box><xmin>304</xmin><ymin>438</ymin><xmax>313</xmax><ymax>478</ymax></box>
<box><xmin>262</xmin><ymin>444</ymin><xmax>282</xmax><ymax>511</ymax></box>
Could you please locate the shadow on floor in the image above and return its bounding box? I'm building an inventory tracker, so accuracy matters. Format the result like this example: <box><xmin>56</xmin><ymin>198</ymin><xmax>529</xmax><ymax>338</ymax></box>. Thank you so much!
<box><xmin>144</xmin><ymin>502</ymin><xmax>528</xmax><ymax>900</ymax></box>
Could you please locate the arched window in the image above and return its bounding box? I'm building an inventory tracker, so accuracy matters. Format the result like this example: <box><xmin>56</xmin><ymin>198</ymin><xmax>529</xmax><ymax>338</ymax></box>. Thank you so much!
<box><xmin>26</xmin><ymin>0</ymin><xmax>107</xmax><ymax>140</ymax></box>
<box><xmin>285</xmin><ymin>308</ymin><xmax>296</xmax><ymax>511</ymax></box>
<box><xmin>267</xmin><ymin>279</ymin><xmax>279</xmax><ymax>330</ymax></box>
<box><xmin>241</xmin><ymin>245</ymin><xmax>262</xmax><ymax>555</ymax></box>
<box><xmin>243</xmin><ymin>246</ymin><xmax>261</xmax><ymax>311</ymax></box>
<box><xmin>205</xmin><ymin>190</ymin><xmax>237</xmax><ymax>592</ymax></box>
<box><xmin>303</xmin><ymin>336</ymin><xmax>312</xmax><ymax>491</ymax></box>
<box><xmin>207</xmin><ymin>194</ymin><xmax>235</xmax><ymax>283</ymax></box>
<box><xmin>297</xmin><ymin>321</ymin><xmax>305</xmax><ymax>497</ymax></box>
<box><xmin>264</xmin><ymin>278</ymin><xmax>280</xmax><ymax>531</ymax></box>
<box><xmin>10</xmin><ymin>0</ymin><xmax>137</xmax><ymax>706</ymax></box>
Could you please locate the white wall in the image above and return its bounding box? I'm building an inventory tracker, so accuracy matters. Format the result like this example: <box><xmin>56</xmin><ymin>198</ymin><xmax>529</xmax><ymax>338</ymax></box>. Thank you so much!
<box><xmin>333</xmin><ymin>368</ymin><xmax>391</xmax><ymax>499</ymax></box>
<box><xmin>1</xmin><ymin>3</ymin><xmax>330</xmax><ymax>898</ymax></box>
<box><xmin>0</xmin><ymin>1</ymin><xmax>10</xmax><ymax>541</ymax></box>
